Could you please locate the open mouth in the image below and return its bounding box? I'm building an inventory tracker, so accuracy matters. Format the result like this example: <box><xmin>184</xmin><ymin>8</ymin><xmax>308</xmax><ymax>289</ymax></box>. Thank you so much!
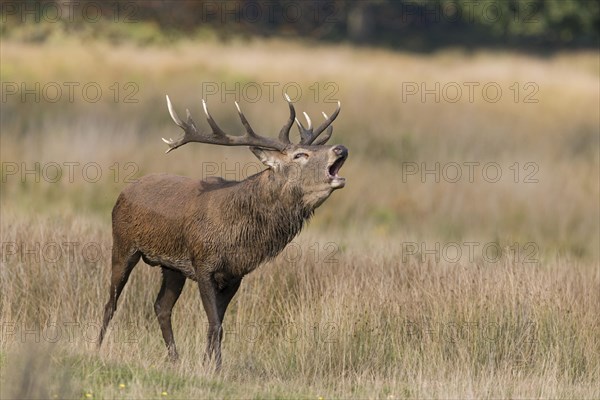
<box><xmin>327</xmin><ymin>155</ymin><xmax>347</xmax><ymax>187</ymax></box>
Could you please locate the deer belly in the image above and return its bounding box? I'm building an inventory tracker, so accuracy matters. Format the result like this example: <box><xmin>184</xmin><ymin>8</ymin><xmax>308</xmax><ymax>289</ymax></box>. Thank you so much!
<box><xmin>139</xmin><ymin>250</ymin><xmax>196</xmax><ymax>278</ymax></box>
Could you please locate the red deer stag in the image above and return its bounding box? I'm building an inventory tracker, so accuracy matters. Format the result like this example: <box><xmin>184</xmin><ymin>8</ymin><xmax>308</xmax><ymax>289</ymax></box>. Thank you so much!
<box><xmin>98</xmin><ymin>94</ymin><xmax>347</xmax><ymax>369</ymax></box>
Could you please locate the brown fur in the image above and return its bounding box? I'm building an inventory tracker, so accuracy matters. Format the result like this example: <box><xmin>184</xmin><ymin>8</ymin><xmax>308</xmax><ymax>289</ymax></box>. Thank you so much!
<box><xmin>98</xmin><ymin>143</ymin><xmax>348</xmax><ymax>369</ymax></box>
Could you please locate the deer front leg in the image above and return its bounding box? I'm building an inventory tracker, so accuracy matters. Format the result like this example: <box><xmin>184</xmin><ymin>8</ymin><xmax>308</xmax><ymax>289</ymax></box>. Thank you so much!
<box><xmin>197</xmin><ymin>274</ymin><xmax>242</xmax><ymax>370</ymax></box>
<box><xmin>197</xmin><ymin>275</ymin><xmax>222</xmax><ymax>370</ymax></box>
<box><xmin>217</xmin><ymin>278</ymin><xmax>241</xmax><ymax>323</ymax></box>
<box><xmin>215</xmin><ymin>278</ymin><xmax>242</xmax><ymax>345</ymax></box>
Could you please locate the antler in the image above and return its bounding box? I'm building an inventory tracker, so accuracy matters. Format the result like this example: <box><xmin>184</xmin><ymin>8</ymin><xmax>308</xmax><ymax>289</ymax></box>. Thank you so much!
<box><xmin>163</xmin><ymin>95</ymin><xmax>340</xmax><ymax>153</ymax></box>
<box><xmin>162</xmin><ymin>95</ymin><xmax>289</xmax><ymax>153</ymax></box>
<box><xmin>278</xmin><ymin>93</ymin><xmax>295</xmax><ymax>145</ymax></box>
<box><xmin>295</xmin><ymin>101</ymin><xmax>341</xmax><ymax>145</ymax></box>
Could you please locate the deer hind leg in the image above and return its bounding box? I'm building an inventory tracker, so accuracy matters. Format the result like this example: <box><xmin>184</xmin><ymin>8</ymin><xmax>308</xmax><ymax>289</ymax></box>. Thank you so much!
<box><xmin>154</xmin><ymin>267</ymin><xmax>186</xmax><ymax>362</ymax></box>
<box><xmin>98</xmin><ymin>249</ymin><xmax>141</xmax><ymax>347</ymax></box>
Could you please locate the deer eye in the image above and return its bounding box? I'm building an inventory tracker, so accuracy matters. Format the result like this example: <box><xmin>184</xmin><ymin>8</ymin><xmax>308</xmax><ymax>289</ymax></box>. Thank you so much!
<box><xmin>294</xmin><ymin>152</ymin><xmax>309</xmax><ymax>159</ymax></box>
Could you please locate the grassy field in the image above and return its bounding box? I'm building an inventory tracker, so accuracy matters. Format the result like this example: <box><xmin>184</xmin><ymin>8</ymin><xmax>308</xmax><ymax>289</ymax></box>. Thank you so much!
<box><xmin>1</xmin><ymin>32</ymin><xmax>599</xmax><ymax>398</ymax></box>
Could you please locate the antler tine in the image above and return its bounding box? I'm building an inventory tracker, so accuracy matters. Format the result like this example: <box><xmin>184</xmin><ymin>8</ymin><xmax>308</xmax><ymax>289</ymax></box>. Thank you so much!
<box><xmin>293</xmin><ymin>102</ymin><xmax>313</xmax><ymax>144</ymax></box>
<box><xmin>303</xmin><ymin>101</ymin><xmax>341</xmax><ymax>145</ymax></box>
<box><xmin>166</xmin><ymin>95</ymin><xmax>183</xmax><ymax>127</ymax></box>
<box><xmin>202</xmin><ymin>99</ymin><xmax>228</xmax><ymax>138</ymax></box>
<box><xmin>278</xmin><ymin>93</ymin><xmax>295</xmax><ymax>144</ymax></box>
<box><xmin>312</xmin><ymin>112</ymin><xmax>334</xmax><ymax>145</ymax></box>
<box><xmin>234</xmin><ymin>101</ymin><xmax>258</xmax><ymax>138</ymax></box>
<box><xmin>202</xmin><ymin>99</ymin><xmax>288</xmax><ymax>150</ymax></box>
<box><xmin>295</xmin><ymin>116</ymin><xmax>313</xmax><ymax>144</ymax></box>
<box><xmin>163</xmin><ymin>95</ymin><xmax>202</xmax><ymax>153</ymax></box>
<box><xmin>296</xmin><ymin>101</ymin><xmax>341</xmax><ymax>145</ymax></box>
<box><xmin>163</xmin><ymin>96</ymin><xmax>288</xmax><ymax>153</ymax></box>
<box><xmin>303</xmin><ymin>112</ymin><xmax>312</xmax><ymax>130</ymax></box>
<box><xmin>233</xmin><ymin>101</ymin><xmax>294</xmax><ymax>151</ymax></box>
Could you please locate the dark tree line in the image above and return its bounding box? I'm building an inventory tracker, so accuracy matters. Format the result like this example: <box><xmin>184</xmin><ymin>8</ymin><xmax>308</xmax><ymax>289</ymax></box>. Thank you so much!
<box><xmin>2</xmin><ymin>0</ymin><xmax>598</xmax><ymax>49</ymax></box>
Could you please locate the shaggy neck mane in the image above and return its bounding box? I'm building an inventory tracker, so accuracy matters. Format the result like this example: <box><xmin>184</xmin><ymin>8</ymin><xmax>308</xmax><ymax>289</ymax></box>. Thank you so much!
<box><xmin>222</xmin><ymin>169</ymin><xmax>314</xmax><ymax>259</ymax></box>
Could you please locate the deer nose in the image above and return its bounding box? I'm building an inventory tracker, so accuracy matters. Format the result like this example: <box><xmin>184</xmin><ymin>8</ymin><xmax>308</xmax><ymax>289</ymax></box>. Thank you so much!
<box><xmin>332</xmin><ymin>145</ymin><xmax>348</xmax><ymax>158</ymax></box>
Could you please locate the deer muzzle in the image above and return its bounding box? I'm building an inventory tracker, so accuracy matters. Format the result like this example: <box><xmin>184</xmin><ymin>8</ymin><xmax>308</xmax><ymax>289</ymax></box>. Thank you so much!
<box><xmin>328</xmin><ymin>145</ymin><xmax>348</xmax><ymax>188</ymax></box>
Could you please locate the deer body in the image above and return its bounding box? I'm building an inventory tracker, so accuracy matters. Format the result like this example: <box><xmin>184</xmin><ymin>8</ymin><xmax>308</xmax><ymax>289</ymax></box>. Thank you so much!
<box><xmin>113</xmin><ymin>171</ymin><xmax>310</xmax><ymax>279</ymax></box>
<box><xmin>99</xmin><ymin>95</ymin><xmax>347</xmax><ymax>369</ymax></box>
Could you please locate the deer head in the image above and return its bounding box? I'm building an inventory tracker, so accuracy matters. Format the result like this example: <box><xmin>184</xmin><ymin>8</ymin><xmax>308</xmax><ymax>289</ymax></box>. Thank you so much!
<box><xmin>163</xmin><ymin>94</ymin><xmax>348</xmax><ymax>209</ymax></box>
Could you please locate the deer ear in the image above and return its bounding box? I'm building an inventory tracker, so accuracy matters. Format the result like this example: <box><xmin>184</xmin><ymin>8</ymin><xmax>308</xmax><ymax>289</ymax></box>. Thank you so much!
<box><xmin>250</xmin><ymin>147</ymin><xmax>281</xmax><ymax>170</ymax></box>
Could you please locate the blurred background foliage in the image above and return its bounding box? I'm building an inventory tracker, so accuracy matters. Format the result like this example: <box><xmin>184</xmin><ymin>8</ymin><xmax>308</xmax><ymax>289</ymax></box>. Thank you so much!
<box><xmin>1</xmin><ymin>0</ymin><xmax>598</xmax><ymax>49</ymax></box>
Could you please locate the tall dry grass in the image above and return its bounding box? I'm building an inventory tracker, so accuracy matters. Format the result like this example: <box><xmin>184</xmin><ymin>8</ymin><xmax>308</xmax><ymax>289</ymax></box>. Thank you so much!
<box><xmin>0</xmin><ymin>211</ymin><xmax>598</xmax><ymax>398</ymax></box>
<box><xmin>1</xmin><ymin>34</ymin><xmax>599</xmax><ymax>398</ymax></box>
